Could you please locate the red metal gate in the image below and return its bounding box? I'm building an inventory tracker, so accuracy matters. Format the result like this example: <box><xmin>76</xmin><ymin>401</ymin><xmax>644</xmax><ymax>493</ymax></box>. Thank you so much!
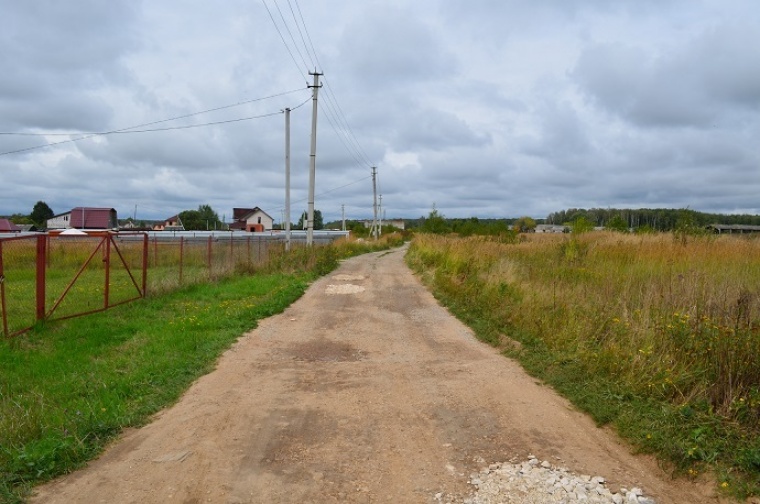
<box><xmin>0</xmin><ymin>232</ymin><xmax>148</xmax><ymax>337</ymax></box>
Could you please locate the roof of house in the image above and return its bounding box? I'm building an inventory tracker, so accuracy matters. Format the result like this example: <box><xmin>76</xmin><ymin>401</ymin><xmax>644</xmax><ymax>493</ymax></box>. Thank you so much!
<box><xmin>233</xmin><ymin>207</ymin><xmax>273</xmax><ymax>221</ymax></box>
<box><xmin>0</xmin><ymin>218</ymin><xmax>21</xmax><ymax>232</ymax></box>
<box><xmin>70</xmin><ymin>208</ymin><xmax>117</xmax><ymax>229</ymax></box>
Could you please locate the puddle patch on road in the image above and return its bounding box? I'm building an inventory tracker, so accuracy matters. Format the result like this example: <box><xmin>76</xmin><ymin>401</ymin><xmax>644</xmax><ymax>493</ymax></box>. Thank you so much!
<box><xmin>288</xmin><ymin>338</ymin><xmax>364</xmax><ymax>362</ymax></box>
<box><xmin>332</xmin><ymin>274</ymin><xmax>365</xmax><ymax>282</ymax></box>
<box><xmin>325</xmin><ymin>284</ymin><xmax>365</xmax><ymax>295</ymax></box>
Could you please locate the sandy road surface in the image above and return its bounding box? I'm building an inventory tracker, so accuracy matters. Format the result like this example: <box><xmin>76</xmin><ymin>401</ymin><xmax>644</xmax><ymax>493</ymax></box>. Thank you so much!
<box><xmin>32</xmin><ymin>246</ymin><xmax>719</xmax><ymax>503</ymax></box>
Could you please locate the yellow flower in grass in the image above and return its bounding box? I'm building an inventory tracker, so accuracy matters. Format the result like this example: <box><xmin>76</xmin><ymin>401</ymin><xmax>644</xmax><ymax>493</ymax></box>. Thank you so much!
<box><xmin>720</xmin><ymin>482</ymin><xmax>729</xmax><ymax>489</ymax></box>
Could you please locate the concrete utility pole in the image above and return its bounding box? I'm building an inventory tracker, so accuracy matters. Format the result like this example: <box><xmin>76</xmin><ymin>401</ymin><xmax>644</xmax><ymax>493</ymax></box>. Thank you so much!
<box><xmin>341</xmin><ymin>204</ymin><xmax>346</xmax><ymax>232</ymax></box>
<box><xmin>307</xmin><ymin>70</ymin><xmax>323</xmax><ymax>246</ymax></box>
<box><xmin>371</xmin><ymin>166</ymin><xmax>379</xmax><ymax>240</ymax></box>
<box><xmin>284</xmin><ymin>107</ymin><xmax>292</xmax><ymax>251</ymax></box>
<box><xmin>379</xmin><ymin>194</ymin><xmax>383</xmax><ymax>237</ymax></box>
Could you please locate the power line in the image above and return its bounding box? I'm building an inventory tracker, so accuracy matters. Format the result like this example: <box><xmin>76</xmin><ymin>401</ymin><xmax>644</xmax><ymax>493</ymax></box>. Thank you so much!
<box><xmin>0</xmin><ymin>89</ymin><xmax>309</xmax><ymax>157</ymax></box>
<box><xmin>272</xmin><ymin>0</ymin><xmax>311</xmax><ymax>71</ymax></box>
<box><xmin>0</xmin><ymin>87</ymin><xmax>305</xmax><ymax>137</ymax></box>
<box><xmin>289</xmin><ymin>0</ymin><xmax>376</xmax><ymax>168</ymax></box>
<box><xmin>261</xmin><ymin>0</ymin><xmax>306</xmax><ymax>80</ymax></box>
<box><xmin>286</xmin><ymin>0</ymin><xmax>317</xmax><ymax>69</ymax></box>
<box><xmin>274</xmin><ymin>175</ymin><xmax>372</xmax><ymax>211</ymax></box>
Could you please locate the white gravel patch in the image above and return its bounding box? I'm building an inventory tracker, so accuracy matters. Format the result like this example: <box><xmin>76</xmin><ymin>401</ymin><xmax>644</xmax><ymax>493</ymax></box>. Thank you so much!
<box><xmin>437</xmin><ymin>457</ymin><xmax>656</xmax><ymax>504</ymax></box>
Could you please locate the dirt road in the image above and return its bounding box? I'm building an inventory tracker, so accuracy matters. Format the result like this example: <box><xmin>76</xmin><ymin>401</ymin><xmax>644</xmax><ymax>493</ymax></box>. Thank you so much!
<box><xmin>31</xmin><ymin>246</ymin><xmax>719</xmax><ymax>503</ymax></box>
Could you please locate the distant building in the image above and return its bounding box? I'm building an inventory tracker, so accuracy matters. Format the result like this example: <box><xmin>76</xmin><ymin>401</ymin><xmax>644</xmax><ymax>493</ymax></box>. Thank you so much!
<box><xmin>153</xmin><ymin>215</ymin><xmax>185</xmax><ymax>231</ymax></box>
<box><xmin>229</xmin><ymin>207</ymin><xmax>274</xmax><ymax>232</ymax></box>
<box><xmin>46</xmin><ymin>208</ymin><xmax>118</xmax><ymax>230</ymax></box>
<box><xmin>535</xmin><ymin>224</ymin><xmax>568</xmax><ymax>233</ymax></box>
<box><xmin>0</xmin><ymin>218</ymin><xmax>21</xmax><ymax>233</ymax></box>
<box><xmin>46</xmin><ymin>211</ymin><xmax>72</xmax><ymax>230</ymax></box>
<box><xmin>361</xmin><ymin>218</ymin><xmax>405</xmax><ymax>230</ymax></box>
<box><xmin>707</xmin><ymin>224</ymin><xmax>760</xmax><ymax>234</ymax></box>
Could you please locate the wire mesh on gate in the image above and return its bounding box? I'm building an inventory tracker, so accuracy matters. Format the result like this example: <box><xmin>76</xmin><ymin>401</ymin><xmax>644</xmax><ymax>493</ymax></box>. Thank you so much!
<box><xmin>0</xmin><ymin>233</ymin><xmax>147</xmax><ymax>337</ymax></box>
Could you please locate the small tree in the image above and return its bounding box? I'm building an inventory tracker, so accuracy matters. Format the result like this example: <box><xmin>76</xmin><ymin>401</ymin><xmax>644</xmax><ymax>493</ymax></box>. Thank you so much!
<box><xmin>179</xmin><ymin>204</ymin><xmax>222</xmax><ymax>230</ymax></box>
<box><xmin>512</xmin><ymin>216</ymin><xmax>537</xmax><ymax>233</ymax></box>
<box><xmin>571</xmin><ymin>216</ymin><xmax>594</xmax><ymax>234</ymax></box>
<box><xmin>421</xmin><ymin>206</ymin><xmax>449</xmax><ymax>234</ymax></box>
<box><xmin>606</xmin><ymin>215</ymin><xmax>629</xmax><ymax>233</ymax></box>
<box><xmin>296</xmin><ymin>210</ymin><xmax>323</xmax><ymax>230</ymax></box>
<box><xmin>30</xmin><ymin>201</ymin><xmax>54</xmax><ymax>228</ymax></box>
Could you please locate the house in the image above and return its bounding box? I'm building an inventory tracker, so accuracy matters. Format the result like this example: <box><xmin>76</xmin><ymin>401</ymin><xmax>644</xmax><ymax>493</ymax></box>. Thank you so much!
<box><xmin>0</xmin><ymin>218</ymin><xmax>21</xmax><ymax>233</ymax></box>
<box><xmin>153</xmin><ymin>215</ymin><xmax>185</xmax><ymax>231</ymax></box>
<box><xmin>46</xmin><ymin>211</ymin><xmax>72</xmax><ymax>230</ymax></box>
<box><xmin>70</xmin><ymin>208</ymin><xmax>118</xmax><ymax>230</ymax></box>
<box><xmin>229</xmin><ymin>207</ymin><xmax>274</xmax><ymax>232</ymax></box>
<box><xmin>47</xmin><ymin>208</ymin><xmax>118</xmax><ymax>230</ymax></box>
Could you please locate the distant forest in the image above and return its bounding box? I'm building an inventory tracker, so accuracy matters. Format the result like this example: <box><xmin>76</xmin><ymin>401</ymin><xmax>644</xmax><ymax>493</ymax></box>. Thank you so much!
<box><xmin>545</xmin><ymin>208</ymin><xmax>760</xmax><ymax>231</ymax></box>
<box><xmin>400</xmin><ymin>207</ymin><xmax>760</xmax><ymax>235</ymax></box>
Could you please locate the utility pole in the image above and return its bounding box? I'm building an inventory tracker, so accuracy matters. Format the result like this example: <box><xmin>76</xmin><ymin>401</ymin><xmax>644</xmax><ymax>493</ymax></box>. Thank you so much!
<box><xmin>371</xmin><ymin>166</ymin><xmax>378</xmax><ymax>240</ymax></box>
<box><xmin>379</xmin><ymin>194</ymin><xmax>383</xmax><ymax>237</ymax></box>
<box><xmin>284</xmin><ymin>107</ymin><xmax>292</xmax><ymax>251</ymax></box>
<box><xmin>341</xmin><ymin>204</ymin><xmax>346</xmax><ymax>232</ymax></box>
<box><xmin>307</xmin><ymin>70</ymin><xmax>323</xmax><ymax>246</ymax></box>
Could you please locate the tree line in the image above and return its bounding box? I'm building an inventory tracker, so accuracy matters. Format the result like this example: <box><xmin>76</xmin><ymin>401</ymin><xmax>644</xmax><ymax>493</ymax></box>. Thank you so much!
<box><xmin>546</xmin><ymin>207</ymin><xmax>760</xmax><ymax>232</ymax></box>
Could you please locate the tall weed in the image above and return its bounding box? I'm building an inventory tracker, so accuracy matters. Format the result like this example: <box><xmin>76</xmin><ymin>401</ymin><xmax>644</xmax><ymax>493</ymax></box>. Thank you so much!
<box><xmin>407</xmin><ymin>232</ymin><xmax>760</xmax><ymax>497</ymax></box>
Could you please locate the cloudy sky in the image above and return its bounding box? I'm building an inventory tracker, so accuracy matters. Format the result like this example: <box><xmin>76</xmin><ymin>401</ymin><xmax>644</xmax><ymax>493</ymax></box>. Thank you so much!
<box><xmin>1</xmin><ymin>1</ymin><xmax>759</xmax><ymax>223</ymax></box>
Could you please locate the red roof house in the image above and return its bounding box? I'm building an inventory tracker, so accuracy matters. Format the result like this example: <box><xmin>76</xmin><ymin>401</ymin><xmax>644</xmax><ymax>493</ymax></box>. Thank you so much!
<box><xmin>230</xmin><ymin>207</ymin><xmax>274</xmax><ymax>232</ymax></box>
<box><xmin>69</xmin><ymin>208</ymin><xmax>118</xmax><ymax>230</ymax></box>
<box><xmin>0</xmin><ymin>218</ymin><xmax>21</xmax><ymax>233</ymax></box>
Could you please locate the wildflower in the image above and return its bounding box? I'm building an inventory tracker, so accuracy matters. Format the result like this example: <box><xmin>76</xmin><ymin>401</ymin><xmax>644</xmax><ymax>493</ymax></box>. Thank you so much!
<box><xmin>721</xmin><ymin>482</ymin><xmax>729</xmax><ymax>489</ymax></box>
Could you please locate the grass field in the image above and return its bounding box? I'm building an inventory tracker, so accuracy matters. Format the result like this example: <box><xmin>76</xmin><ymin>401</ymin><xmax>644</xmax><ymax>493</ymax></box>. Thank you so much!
<box><xmin>0</xmin><ymin>235</ymin><xmax>300</xmax><ymax>336</ymax></box>
<box><xmin>407</xmin><ymin>231</ymin><xmax>760</xmax><ymax>498</ymax></box>
<box><xmin>0</xmin><ymin>234</ymin><xmax>404</xmax><ymax>503</ymax></box>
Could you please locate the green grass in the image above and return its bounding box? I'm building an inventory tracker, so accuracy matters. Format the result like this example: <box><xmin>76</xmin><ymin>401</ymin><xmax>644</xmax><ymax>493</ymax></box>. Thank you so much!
<box><xmin>0</xmin><ymin>234</ymin><xmax>405</xmax><ymax>502</ymax></box>
<box><xmin>406</xmin><ymin>232</ymin><xmax>760</xmax><ymax>499</ymax></box>
<box><xmin>0</xmin><ymin>273</ymin><xmax>310</xmax><ymax>502</ymax></box>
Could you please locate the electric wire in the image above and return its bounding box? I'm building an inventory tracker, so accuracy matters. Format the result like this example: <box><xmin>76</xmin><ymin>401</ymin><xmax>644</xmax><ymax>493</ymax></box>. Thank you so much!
<box><xmin>318</xmin><ymin>93</ymin><xmax>373</xmax><ymax>169</ymax></box>
<box><xmin>0</xmin><ymin>87</ymin><xmax>305</xmax><ymax>137</ymax></box>
<box><xmin>272</xmin><ymin>0</ymin><xmax>311</xmax><ymax>72</ymax></box>
<box><xmin>274</xmin><ymin>175</ymin><xmax>373</xmax><ymax>212</ymax></box>
<box><xmin>319</xmin><ymin>102</ymin><xmax>369</xmax><ymax>170</ymax></box>
<box><xmin>286</xmin><ymin>0</ymin><xmax>318</xmax><ymax>69</ymax></box>
<box><xmin>0</xmin><ymin>89</ymin><xmax>309</xmax><ymax>157</ymax></box>
<box><xmin>290</xmin><ymin>0</ymin><xmax>376</xmax><ymax>168</ymax></box>
<box><xmin>260</xmin><ymin>0</ymin><xmax>306</xmax><ymax>80</ymax></box>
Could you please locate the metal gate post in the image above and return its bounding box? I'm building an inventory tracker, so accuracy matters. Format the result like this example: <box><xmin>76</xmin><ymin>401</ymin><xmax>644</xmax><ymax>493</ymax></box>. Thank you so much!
<box><xmin>142</xmin><ymin>233</ymin><xmax>148</xmax><ymax>296</ymax></box>
<box><xmin>0</xmin><ymin>240</ymin><xmax>8</xmax><ymax>337</ymax></box>
<box><xmin>104</xmin><ymin>235</ymin><xmax>111</xmax><ymax>309</ymax></box>
<box><xmin>36</xmin><ymin>234</ymin><xmax>47</xmax><ymax>322</ymax></box>
<box><xmin>179</xmin><ymin>236</ymin><xmax>184</xmax><ymax>285</ymax></box>
<box><xmin>207</xmin><ymin>236</ymin><xmax>213</xmax><ymax>273</ymax></box>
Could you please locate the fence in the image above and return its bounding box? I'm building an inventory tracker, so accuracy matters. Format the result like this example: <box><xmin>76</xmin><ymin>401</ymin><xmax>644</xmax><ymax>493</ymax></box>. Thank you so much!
<box><xmin>0</xmin><ymin>231</ymin><xmax>310</xmax><ymax>337</ymax></box>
